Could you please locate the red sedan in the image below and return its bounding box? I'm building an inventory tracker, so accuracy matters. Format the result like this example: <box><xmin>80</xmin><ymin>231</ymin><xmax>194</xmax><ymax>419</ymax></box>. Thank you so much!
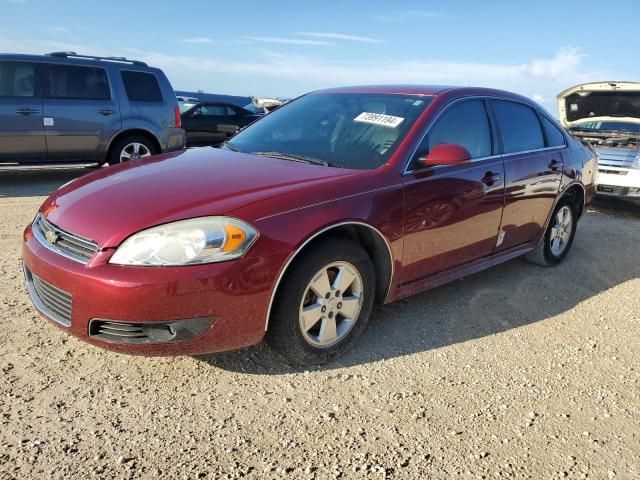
<box><xmin>22</xmin><ymin>86</ymin><xmax>597</xmax><ymax>365</ymax></box>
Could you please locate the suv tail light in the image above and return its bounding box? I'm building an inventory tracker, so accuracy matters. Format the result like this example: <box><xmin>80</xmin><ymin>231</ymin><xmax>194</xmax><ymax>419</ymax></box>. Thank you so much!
<box><xmin>174</xmin><ymin>106</ymin><xmax>181</xmax><ymax>128</ymax></box>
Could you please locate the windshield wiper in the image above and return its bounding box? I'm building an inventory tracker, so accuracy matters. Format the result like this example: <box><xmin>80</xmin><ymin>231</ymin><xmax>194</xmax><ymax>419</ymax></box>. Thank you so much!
<box><xmin>251</xmin><ymin>151</ymin><xmax>329</xmax><ymax>166</ymax></box>
<box><xmin>220</xmin><ymin>141</ymin><xmax>239</xmax><ymax>152</ymax></box>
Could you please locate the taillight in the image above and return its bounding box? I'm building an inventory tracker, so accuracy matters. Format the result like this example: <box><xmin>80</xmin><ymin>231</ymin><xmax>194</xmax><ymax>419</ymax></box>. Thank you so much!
<box><xmin>174</xmin><ymin>106</ymin><xmax>181</xmax><ymax>128</ymax></box>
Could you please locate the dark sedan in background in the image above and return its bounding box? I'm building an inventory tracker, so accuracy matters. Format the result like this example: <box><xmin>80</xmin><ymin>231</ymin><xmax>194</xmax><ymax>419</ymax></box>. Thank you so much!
<box><xmin>181</xmin><ymin>101</ymin><xmax>263</xmax><ymax>147</ymax></box>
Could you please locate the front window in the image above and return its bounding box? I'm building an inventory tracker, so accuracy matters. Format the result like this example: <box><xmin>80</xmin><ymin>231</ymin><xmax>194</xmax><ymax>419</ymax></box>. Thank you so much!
<box><xmin>228</xmin><ymin>92</ymin><xmax>432</xmax><ymax>170</ymax></box>
<box><xmin>571</xmin><ymin>121</ymin><xmax>640</xmax><ymax>133</ymax></box>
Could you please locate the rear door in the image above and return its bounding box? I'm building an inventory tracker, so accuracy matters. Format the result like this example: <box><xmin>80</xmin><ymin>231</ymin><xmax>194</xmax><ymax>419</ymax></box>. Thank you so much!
<box><xmin>0</xmin><ymin>61</ymin><xmax>46</xmax><ymax>163</ymax></box>
<box><xmin>42</xmin><ymin>63</ymin><xmax>120</xmax><ymax>162</ymax></box>
<box><xmin>183</xmin><ymin>103</ymin><xmax>240</xmax><ymax>146</ymax></box>
<box><xmin>490</xmin><ymin>100</ymin><xmax>564</xmax><ymax>250</ymax></box>
<box><xmin>401</xmin><ymin>98</ymin><xmax>505</xmax><ymax>282</ymax></box>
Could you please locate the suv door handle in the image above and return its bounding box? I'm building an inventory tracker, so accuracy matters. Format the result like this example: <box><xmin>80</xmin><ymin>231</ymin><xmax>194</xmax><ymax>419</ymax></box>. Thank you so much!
<box><xmin>16</xmin><ymin>107</ymin><xmax>40</xmax><ymax>115</ymax></box>
<box><xmin>98</xmin><ymin>108</ymin><xmax>117</xmax><ymax>116</ymax></box>
<box><xmin>481</xmin><ymin>171</ymin><xmax>502</xmax><ymax>186</ymax></box>
<box><xmin>549</xmin><ymin>159</ymin><xmax>562</xmax><ymax>171</ymax></box>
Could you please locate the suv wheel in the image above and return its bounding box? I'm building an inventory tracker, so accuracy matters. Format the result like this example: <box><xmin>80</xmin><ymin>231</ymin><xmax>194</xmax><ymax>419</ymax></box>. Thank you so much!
<box><xmin>525</xmin><ymin>196</ymin><xmax>578</xmax><ymax>267</ymax></box>
<box><xmin>266</xmin><ymin>239</ymin><xmax>375</xmax><ymax>365</ymax></box>
<box><xmin>108</xmin><ymin>136</ymin><xmax>157</xmax><ymax>165</ymax></box>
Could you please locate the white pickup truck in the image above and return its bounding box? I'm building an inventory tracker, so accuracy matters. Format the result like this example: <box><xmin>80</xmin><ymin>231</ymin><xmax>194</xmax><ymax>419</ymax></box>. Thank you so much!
<box><xmin>558</xmin><ymin>82</ymin><xmax>640</xmax><ymax>198</ymax></box>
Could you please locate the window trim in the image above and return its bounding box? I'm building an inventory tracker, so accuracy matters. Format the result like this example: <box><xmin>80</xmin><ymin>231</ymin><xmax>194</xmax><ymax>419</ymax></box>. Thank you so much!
<box><xmin>403</xmin><ymin>95</ymin><xmax>566</xmax><ymax>175</ymax></box>
<box><xmin>0</xmin><ymin>60</ymin><xmax>39</xmax><ymax>99</ymax></box>
<box><xmin>42</xmin><ymin>63</ymin><xmax>111</xmax><ymax>101</ymax></box>
<box><xmin>120</xmin><ymin>69</ymin><xmax>163</xmax><ymax>103</ymax></box>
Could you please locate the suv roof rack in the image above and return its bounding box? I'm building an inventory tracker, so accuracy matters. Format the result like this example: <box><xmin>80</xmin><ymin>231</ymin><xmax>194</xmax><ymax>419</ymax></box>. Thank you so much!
<box><xmin>45</xmin><ymin>52</ymin><xmax>148</xmax><ymax>67</ymax></box>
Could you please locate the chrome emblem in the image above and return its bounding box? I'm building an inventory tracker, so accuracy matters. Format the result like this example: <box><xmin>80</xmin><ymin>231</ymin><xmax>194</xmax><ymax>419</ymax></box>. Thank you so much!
<box><xmin>45</xmin><ymin>229</ymin><xmax>59</xmax><ymax>244</ymax></box>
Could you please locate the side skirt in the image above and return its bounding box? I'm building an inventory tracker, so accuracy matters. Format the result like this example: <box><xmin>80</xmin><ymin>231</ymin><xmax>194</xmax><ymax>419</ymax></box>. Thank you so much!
<box><xmin>392</xmin><ymin>243</ymin><xmax>536</xmax><ymax>302</ymax></box>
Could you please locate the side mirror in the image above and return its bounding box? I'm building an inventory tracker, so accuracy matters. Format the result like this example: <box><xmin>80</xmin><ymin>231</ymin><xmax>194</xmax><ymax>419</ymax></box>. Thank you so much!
<box><xmin>419</xmin><ymin>143</ymin><xmax>471</xmax><ymax>167</ymax></box>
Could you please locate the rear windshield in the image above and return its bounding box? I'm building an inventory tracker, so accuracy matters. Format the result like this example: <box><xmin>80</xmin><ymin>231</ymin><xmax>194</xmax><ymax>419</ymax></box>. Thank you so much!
<box><xmin>228</xmin><ymin>92</ymin><xmax>432</xmax><ymax>170</ymax></box>
<box><xmin>565</xmin><ymin>91</ymin><xmax>640</xmax><ymax>122</ymax></box>
<box><xmin>121</xmin><ymin>71</ymin><xmax>163</xmax><ymax>102</ymax></box>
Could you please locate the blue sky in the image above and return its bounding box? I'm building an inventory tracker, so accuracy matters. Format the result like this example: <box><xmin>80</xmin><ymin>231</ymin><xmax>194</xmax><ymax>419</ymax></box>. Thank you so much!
<box><xmin>2</xmin><ymin>0</ymin><xmax>638</xmax><ymax>113</ymax></box>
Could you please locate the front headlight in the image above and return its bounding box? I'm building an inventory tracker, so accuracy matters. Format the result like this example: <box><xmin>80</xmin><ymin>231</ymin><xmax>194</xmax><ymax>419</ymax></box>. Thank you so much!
<box><xmin>109</xmin><ymin>217</ymin><xmax>258</xmax><ymax>266</ymax></box>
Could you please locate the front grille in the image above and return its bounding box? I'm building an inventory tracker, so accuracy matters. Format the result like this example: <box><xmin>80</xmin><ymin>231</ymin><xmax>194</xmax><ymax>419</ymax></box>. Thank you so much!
<box><xmin>24</xmin><ymin>267</ymin><xmax>72</xmax><ymax>326</ymax></box>
<box><xmin>33</xmin><ymin>214</ymin><xmax>98</xmax><ymax>264</ymax></box>
<box><xmin>596</xmin><ymin>147</ymin><xmax>639</xmax><ymax>169</ymax></box>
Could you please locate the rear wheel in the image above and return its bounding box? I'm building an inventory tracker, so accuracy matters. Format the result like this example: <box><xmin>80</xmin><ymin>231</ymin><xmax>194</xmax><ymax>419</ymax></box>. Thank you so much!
<box><xmin>525</xmin><ymin>197</ymin><xmax>578</xmax><ymax>267</ymax></box>
<box><xmin>266</xmin><ymin>239</ymin><xmax>375</xmax><ymax>365</ymax></box>
<box><xmin>108</xmin><ymin>135</ymin><xmax>157</xmax><ymax>165</ymax></box>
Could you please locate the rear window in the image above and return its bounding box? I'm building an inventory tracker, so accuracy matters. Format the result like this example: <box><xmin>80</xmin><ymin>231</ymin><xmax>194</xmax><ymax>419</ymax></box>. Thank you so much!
<box><xmin>121</xmin><ymin>71</ymin><xmax>163</xmax><ymax>102</ymax></box>
<box><xmin>539</xmin><ymin>115</ymin><xmax>566</xmax><ymax>147</ymax></box>
<box><xmin>45</xmin><ymin>65</ymin><xmax>110</xmax><ymax>100</ymax></box>
<box><xmin>0</xmin><ymin>62</ymin><xmax>35</xmax><ymax>97</ymax></box>
<box><xmin>492</xmin><ymin>100</ymin><xmax>544</xmax><ymax>154</ymax></box>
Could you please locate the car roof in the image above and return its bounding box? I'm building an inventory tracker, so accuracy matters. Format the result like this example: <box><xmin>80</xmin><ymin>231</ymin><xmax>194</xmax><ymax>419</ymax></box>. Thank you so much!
<box><xmin>313</xmin><ymin>85</ymin><xmax>536</xmax><ymax>103</ymax></box>
<box><xmin>0</xmin><ymin>52</ymin><xmax>156</xmax><ymax>71</ymax></box>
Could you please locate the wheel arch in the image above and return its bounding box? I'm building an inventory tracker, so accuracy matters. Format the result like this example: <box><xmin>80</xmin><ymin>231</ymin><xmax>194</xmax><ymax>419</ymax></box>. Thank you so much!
<box><xmin>264</xmin><ymin>221</ymin><xmax>394</xmax><ymax>331</ymax></box>
<box><xmin>105</xmin><ymin>129</ymin><xmax>162</xmax><ymax>163</ymax></box>
<box><xmin>562</xmin><ymin>182</ymin><xmax>586</xmax><ymax>219</ymax></box>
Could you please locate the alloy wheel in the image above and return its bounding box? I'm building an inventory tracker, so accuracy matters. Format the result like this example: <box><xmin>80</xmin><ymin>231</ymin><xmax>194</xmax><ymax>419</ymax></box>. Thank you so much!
<box><xmin>549</xmin><ymin>205</ymin><xmax>573</xmax><ymax>256</ymax></box>
<box><xmin>120</xmin><ymin>142</ymin><xmax>152</xmax><ymax>163</ymax></box>
<box><xmin>299</xmin><ymin>261</ymin><xmax>364</xmax><ymax>347</ymax></box>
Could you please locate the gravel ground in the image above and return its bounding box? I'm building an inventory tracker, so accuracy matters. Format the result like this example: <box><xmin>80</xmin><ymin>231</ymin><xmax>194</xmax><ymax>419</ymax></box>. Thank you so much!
<box><xmin>1</xmin><ymin>169</ymin><xmax>639</xmax><ymax>480</ymax></box>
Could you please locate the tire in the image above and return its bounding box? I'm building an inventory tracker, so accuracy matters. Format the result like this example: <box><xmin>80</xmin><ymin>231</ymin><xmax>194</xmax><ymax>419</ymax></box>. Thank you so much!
<box><xmin>266</xmin><ymin>238</ymin><xmax>376</xmax><ymax>365</ymax></box>
<box><xmin>525</xmin><ymin>196</ymin><xmax>578</xmax><ymax>267</ymax></box>
<box><xmin>108</xmin><ymin>135</ymin><xmax>157</xmax><ymax>165</ymax></box>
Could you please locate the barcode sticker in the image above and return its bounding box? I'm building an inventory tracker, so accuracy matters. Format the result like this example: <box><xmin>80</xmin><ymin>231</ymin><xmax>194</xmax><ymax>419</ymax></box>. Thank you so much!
<box><xmin>354</xmin><ymin>112</ymin><xmax>404</xmax><ymax>128</ymax></box>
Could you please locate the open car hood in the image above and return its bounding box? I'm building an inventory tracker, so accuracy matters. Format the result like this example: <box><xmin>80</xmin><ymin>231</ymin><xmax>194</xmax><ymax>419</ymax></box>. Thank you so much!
<box><xmin>557</xmin><ymin>81</ymin><xmax>640</xmax><ymax>128</ymax></box>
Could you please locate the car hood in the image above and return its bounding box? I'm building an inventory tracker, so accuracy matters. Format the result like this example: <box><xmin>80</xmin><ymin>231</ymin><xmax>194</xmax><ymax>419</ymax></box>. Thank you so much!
<box><xmin>41</xmin><ymin>148</ymin><xmax>360</xmax><ymax>248</ymax></box>
<box><xmin>557</xmin><ymin>81</ymin><xmax>640</xmax><ymax>128</ymax></box>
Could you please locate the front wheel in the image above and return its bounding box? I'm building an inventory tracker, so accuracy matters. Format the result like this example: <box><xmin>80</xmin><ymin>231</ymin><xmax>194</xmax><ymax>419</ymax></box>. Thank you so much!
<box><xmin>266</xmin><ymin>239</ymin><xmax>375</xmax><ymax>365</ymax></box>
<box><xmin>525</xmin><ymin>197</ymin><xmax>578</xmax><ymax>267</ymax></box>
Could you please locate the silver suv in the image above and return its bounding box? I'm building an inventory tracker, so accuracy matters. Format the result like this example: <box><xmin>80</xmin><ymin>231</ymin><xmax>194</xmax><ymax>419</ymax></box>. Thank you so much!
<box><xmin>0</xmin><ymin>52</ymin><xmax>185</xmax><ymax>166</ymax></box>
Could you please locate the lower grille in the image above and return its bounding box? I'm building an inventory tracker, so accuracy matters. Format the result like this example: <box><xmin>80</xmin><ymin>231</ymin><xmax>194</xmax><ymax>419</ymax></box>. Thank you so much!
<box><xmin>24</xmin><ymin>267</ymin><xmax>72</xmax><ymax>326</ymax></box>
<box><xmin>597</xmin><ymin>184</ymin><xmax>629</xmax><ymax>195</ymax></box>
<box><xmin>89</xmin><ymin>317</ymin><xmax>215</xmax><ymax>344</ymax></box>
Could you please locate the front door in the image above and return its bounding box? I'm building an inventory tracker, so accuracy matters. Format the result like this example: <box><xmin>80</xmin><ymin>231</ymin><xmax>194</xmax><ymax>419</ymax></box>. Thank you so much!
<box><xmin>401</xmin><ymin>99</ymin><xmax>505</xmax><ymax>283</ymax></box>
<box><xmin>0</xmin><ymin>61</ymin><xmax>47</xmax><ymax>163</ymax></box>
<box><xmin>42</xmin><ymin>63</ymin><xmax>120</xmax><ymax>162</ymax></box>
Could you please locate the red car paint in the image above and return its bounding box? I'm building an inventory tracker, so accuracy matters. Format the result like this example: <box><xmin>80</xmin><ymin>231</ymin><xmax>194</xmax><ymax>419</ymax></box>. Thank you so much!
<box><xmin>22</xmin><ymin>85</ymin><xmax>597</xmax><ymax>355</ymax></box>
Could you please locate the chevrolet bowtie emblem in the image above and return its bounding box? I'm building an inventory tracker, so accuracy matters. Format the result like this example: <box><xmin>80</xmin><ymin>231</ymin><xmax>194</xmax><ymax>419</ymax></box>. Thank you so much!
<box><xmin>45</xmin><ymin>229</ymin><xmax>59</xmax><ymax>244</ymax></box>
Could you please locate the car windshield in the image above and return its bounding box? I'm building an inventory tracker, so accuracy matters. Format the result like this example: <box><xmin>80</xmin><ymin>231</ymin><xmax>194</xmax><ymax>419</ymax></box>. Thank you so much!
<box><xmin>228</xmin><ymin>92</ymin><xmax>432</xmax><ymax>169</ymax></box>
<box><xmin>571</xmin><ymin>121</ymin><xmax>640</xmax><ymax>133</ymax></box>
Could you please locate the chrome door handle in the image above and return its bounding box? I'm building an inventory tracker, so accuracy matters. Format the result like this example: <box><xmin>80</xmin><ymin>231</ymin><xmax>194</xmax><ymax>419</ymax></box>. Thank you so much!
<box><xmin>98</xmin><ymin>108</ymin><xmax>117</xmax><ymax>116</ymax></box>
<box><xmin>16</xmin><ymin>107</ymin><xmax>39</xmax><ymax>115</ymax></box>
<box><xmin>549</xmin><ymin>159</ymin><xmax>562</xmax><ymax>171</ymax></box>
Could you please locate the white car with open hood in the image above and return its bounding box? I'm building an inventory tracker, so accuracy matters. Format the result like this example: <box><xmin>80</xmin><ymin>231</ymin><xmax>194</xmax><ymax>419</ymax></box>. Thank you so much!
<box><xmin>558</xmin><ymin>81</ymin><xmax>640</xmax><ymax>198</ymax></box>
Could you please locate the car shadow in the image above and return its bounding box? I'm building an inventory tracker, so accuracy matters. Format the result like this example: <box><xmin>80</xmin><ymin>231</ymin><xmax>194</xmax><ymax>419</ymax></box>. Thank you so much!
<box><xmin>197</xmin><ymin>200</ymin><xmax>639</xmax><ymax>374</ymax></box>
<box><xmin>0</xmin><ymin>168</ymin><xmax>96</xmax><ymax>198</ymax></box>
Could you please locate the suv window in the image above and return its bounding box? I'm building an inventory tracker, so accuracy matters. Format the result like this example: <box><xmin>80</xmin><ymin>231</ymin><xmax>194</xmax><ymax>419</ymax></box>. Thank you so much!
<box><xmin>0</xmin><ymin>62</ymin><xmax>35</xmax><ymax>97</ymax></box>
<box><xmin>121</xmin><ymin>71</ymin><xmax>162</xmax><ymax>102</ymax></box>
<box><xmin>539</xmin><ymin>114</ymin><xmax>566</xmax><ymax>147</ymax></box>
<box><xmin>45</xmin><ymin>65</ymin><xmax>110</xmax><ymax>100</ymax></box>
<box><xmin>415</xmin><ymin>99</ymin><xmax>492</xmax><ymax>165</ymax></box>
<box><xmin>492</xmin><ymin>100</ymin><xmax>544</xmax><ymax>154</ymax></box>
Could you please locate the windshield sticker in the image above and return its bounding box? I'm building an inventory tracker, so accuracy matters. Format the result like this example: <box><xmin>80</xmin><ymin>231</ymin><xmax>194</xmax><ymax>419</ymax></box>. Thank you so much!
<box><xmin>354</xmin><ymin>112</ymin><xmax>405</xmax><ymax>128</ymax></box>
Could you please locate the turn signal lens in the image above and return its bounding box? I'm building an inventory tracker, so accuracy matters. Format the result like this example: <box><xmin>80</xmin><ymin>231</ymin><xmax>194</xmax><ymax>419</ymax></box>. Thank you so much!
<box><xmin>222</xmin><ymin>224</ymin><xmax>247</xmax><ymax>252</ymax></box>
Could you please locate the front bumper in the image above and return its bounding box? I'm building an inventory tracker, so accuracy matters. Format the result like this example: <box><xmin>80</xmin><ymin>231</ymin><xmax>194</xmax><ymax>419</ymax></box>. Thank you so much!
<box><xmin>597</xmin><ymin>167</ymin><xmax>640</xmax><ymax>197</ymax></box>
<box><xmin>22</xmin><ymin>224</ymin><xmax>287</xmax><ymax>355</ymax></box>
